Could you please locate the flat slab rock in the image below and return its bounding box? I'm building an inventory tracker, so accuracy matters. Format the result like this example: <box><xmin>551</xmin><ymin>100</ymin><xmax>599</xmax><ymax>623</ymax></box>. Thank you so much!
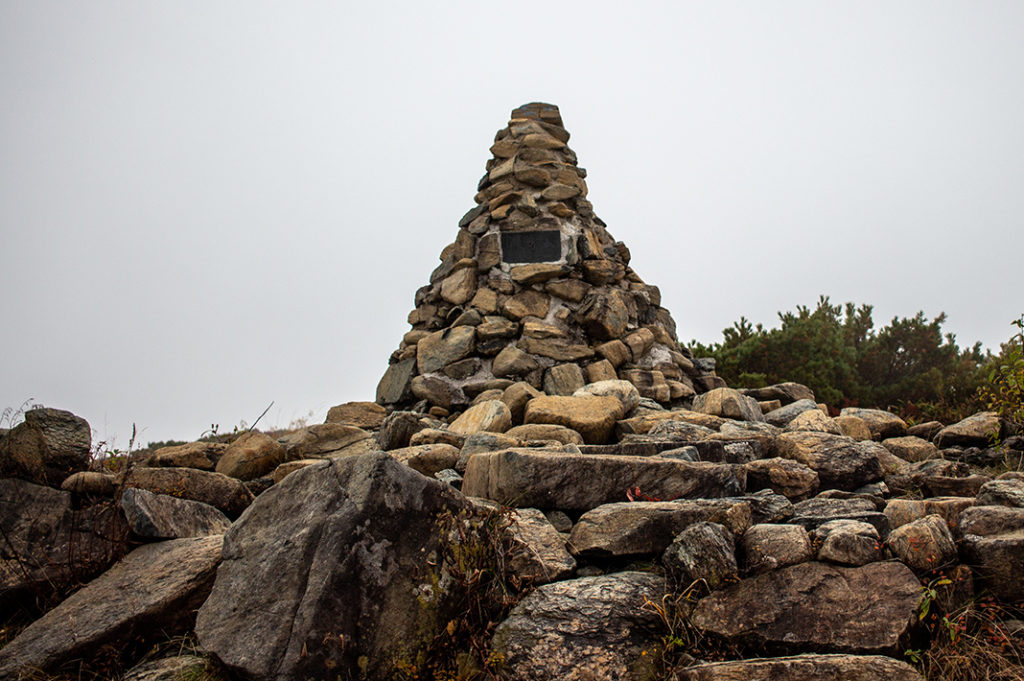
<box><xmin>569</xmin><ymin>499</ymin><xmax>752</xmax><ymax>556</ymax></box>
<box><xmin>672</xmin><ymin>654</ymin><xmax>923</xmax><ymax>680</ymax></box>
<box><xmin>491</xmin><ymin>571</ymin><xmax>665</xmax><ymax>681</ymax></box>
<box><xmin>463</xmin><ymin>448</ymin><xmax>745</xmax><ymax>511</ymax></box>
<box><xmin>0</xmin><ymin>536</ymin><xmax>222</xmax><ymax>679</ymax></box>
<box><xmin>690</xmin><ymin>561</ymin><xmax>920</xmax><ymax>654</ymax></box>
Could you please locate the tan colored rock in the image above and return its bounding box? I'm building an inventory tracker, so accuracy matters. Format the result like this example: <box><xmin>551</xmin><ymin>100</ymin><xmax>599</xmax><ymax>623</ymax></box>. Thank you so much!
<box><xmin>270</xmin><ymin>459</ymin><xmax>321</xmax><ymax>484</ymax></box>
<box><xmin>278</xmin><ymin>424</ymin><xmax>374</xmax><ymax>459</ymax></box>
<box><xmin>579</xmin><ymin>290</ymin><xmax>629</xmax><ymax>339</ymax></box>
<box><xmin>408</xmin><ymin>428</ymin><xmax>466</xmax><ymax>449</ymax></box>
<box><xmin>775</xmin><ymin>432</ymin><xmax>885</xmax><ymax>491</ymax></box>
<box><xmin>784</xmin><ymin>409</ymin><xmax>842</xmax><ymax>434</ymax></box>
<box><xmin>594</xmin><ymin>339</ymin><xmax>630</xmax><ymax>367</ymax></box>
<box><xmin>215</xmin><ymin>432</ymin><xmax>285</xmax><ymax>481</ymax></box>
<box><xmin>543</xmin><ymin>363</ymin><xmax>585</xmax><ymax>396</ymax></box>
<box><xmin>882</xmin><ymin>435</ymin><xmax>938</xmax><ymax>462</ymax></box>
<box><xmin>834</xmin><ymin>415</ymin><xmax>873</xmax><ymax>441</ymax></box>
<box><xmin>741</xmin><ymin>524</ymin><xmax>814</xmax><ymax>574</ymax></box>
<box><xmin>885</xmin><ymin>497</ymin><xmax>973</xmax><ymax>531</ymax></box>
<box><xmin>506</xmin><ymin>508</ymin><xmax>575</xmax><ymax>584</ymax></box>
<box><xmin>126</xmin><ymin>467</ymin><xmax>253</xmax><ymax>517</ymax></box>
<box><xmin>619</xmin><ymin>369</ymin><xmax>671</xmax><ymax>402</ymax></box>
<box><xmin>573</xmin><ymin>379</ymin><xmax>641</xmax><ymax>415</ymax></box>
<box><xmin>839</xmin><ymin>408</ymin><xmax>908</xmax><ymax>440</ymax></box>
<box><xmin>469</xmin><ymin>287</ymin><xmax>498</xmax><ymax>313</ymax></box>
<box><xmin>744</xmin><ymin>458</ymin><xmax>820</xmax><ymax>500</ymax></box>
<box><xmin>387</xmin><ymin>443</ymin><xmax>461</xmax><ymax>477</ymax></box>
<box><xmin>501</xmin><ymin>290</ymin><xmax>550</xmax><ymax>319</ymax></box>
<box><xmin>60</xmin><ymin>470</ymin><xmax>117</xmax><ymax>496</ymax></box>
<box><xmin>440</xmin><ymin>266</ymin><xmax>477</xmax><ymax>305</ymax></box>
<box><xmin>581</xmin><ymin>259</ymin><xmax>624</xmax><ymax>285</ymax></box>
<box><xmin>545</xmin><ymin>278</ymin><xmax>589</xmax><ymax>302</ymax></box>
<box><xmin>887</xmin><ymin>514</ymin><xmax>957</xmax><ymax>571</ymax></box>
<box><xmin>616</xmin><ymin>409</ymin><xmax>727</xmax><ymax>436</ymax></box>
<box><xmin>624</xmin><ymin>328</ymin><xmax>655</xmax><ymax>360</ymax></box>
<box><xmin>524</xmin><ymin>394</ymin><xmax>625</xmax><ymax>444</ymax></box>
<box><xmin>501</xmin><ymin>382</ymin><xmax>544</xmax><ymax>424</ymax></box>
<box><xmin>585</xmin><ymin>359</ymin><xmax>618</xmax><ymax>383</ymax></box>
<box><xmin>694</xmin><ymin>387</ymin><xmax>765</xmax><ymax>422</ymax></box>
<box><xmin>510</xmin><ymin>263</ymin><xmax>568</xmax><ymax>285</ymax></box>
<box><xmin>325</xmin><ymin>401</ymin><xmax>386</xmax><ymax>429</ymax></box>
<box><xmin>149</xmin><ymin>441</ymin><xmax>227</xmax><ymax>470</ymax></box>
<box><xmin>674</xmin><ymin>654</ymin><xmax>923</xmax><ymax>680</ymax></box>
<box><xmin>504</xmin><ymin>423</ymin><xmax>583</xmax><ymax>445</ymax></box>
<box><xmin>517</xmin><ymin>336</ymin><xmax>594</xmax><ymax>361</ymax></box>
<box><xmin>935</xmin><ymin>411</ymin><xmax>1004</xmax><ymax>448</ymax></box>
<box><xmin>448</xmin><ymin>400</ymin><xmax>512</xmax><ymax>435</ymax></box>
<box><xmin>416</xmin><ymin>325</ymin><xmax>476</xmax><ymax>374</ymax></box>
<box><xmin>814</xmin><ymin>519</ymin><xmax>882</xmax><ymax>566</ymax></box>
<box><xmin>491</xmin><ymin>345</ymin><xmax>539</xmax><ymax>377</ymax></box>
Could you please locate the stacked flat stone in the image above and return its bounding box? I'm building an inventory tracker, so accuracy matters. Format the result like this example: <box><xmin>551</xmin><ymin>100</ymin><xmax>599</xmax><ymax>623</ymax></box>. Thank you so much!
<box><xmin>376</xmin><ymin>102</ymin><xmax>723</xmax><ymax>416</ymax></box>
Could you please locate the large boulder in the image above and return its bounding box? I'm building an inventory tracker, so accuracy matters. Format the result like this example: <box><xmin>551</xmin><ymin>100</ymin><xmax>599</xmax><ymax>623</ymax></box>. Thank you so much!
<box><xmin>195</xmin><ymin>453</ymin><xmax>475</xmax><ymax>681</ymax></box>
<box><xmin>693</xmin><ymin>388</ymin><xmax>765</xmax><ymax>422</ymax></box>
<box><xmin>690</xmin><ymin>561</ymin><xmax>921</xmax><ymax>654</ymax></box>
<box><xmin>215</xmin><ymin>431</ymin><xmax>286</xmax><ymax>480</ymax></box>
<box><xmin>524</xmin><ymin>394</ymin><xmax>626</xmax><ymax>444</ymax></box>
<box><xmin>490</xmin><ymin>572</ymin><xmax>664</xmax><ymax>681</ymax></box>
<box><xmin>463</xmin><ymin>449</ymin><xmax>746</xmax><ymax>512</ymax></box>
<box><xmin>775</xmin><ymin>432</ymin><xmax>885</xmax><ymax>491</ymax></box>
<box><xmin>934</xmin><ymin>412</ymin><xmax>1005</xmax><ymax>448</ymax></box>
<box><xmin>838</xmin><ymin>408</ymin><xmax>907</xmax><ymax>440</ymax></box>
<box><xmin>125</xmin><ymin>467</ymin><xmax>253</xmax><ymax>518</ymax></box>
<box><xmin>1</xmin><ymin>478</ymin><xmax>127</xmax><ymax>608</ymax></box>
<box><xmin>0</xmin><ymin>536</ymin><xmax>222</xmax><ymax>679</ymax></box>
<box><xmin>569</xmin><ymin>499</ymin><xmax>751</xmax><ymax>556</ymax></box>
<box><xmin>673</xmin><ymin>654</ymin><xmax>922</xmax><ymax>680</ymax></box>
<box><xmin>0</xmin><ymin>407</ymin><xmax>91</xmax><ymax>486</ymax></box>
<box><xmin>120</xmin><ymin>488</ymin><xmax>231</xmax><ymax>539</ymax></box>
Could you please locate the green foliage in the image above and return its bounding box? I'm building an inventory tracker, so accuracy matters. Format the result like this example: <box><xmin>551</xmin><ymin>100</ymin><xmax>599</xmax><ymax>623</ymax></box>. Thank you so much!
<box><xmin>978</xmin><ymin>315</ymin><xmax>1024</xmax><ymax>430</ymax></box>
<box><xmin>690</xmin><ymin>296</ymin><xmax>987</xmax><ymax>421</ymax></box>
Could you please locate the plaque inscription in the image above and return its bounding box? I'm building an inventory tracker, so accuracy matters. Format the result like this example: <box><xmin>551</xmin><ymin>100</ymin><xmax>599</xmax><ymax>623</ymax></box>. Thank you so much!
<box><xmin>500</xmin><ymin>230</ymin><xmax>561</xmax><ymax>264</ymax></box>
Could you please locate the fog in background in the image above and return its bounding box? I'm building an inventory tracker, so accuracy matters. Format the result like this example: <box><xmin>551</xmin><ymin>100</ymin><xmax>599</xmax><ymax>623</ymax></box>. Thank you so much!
<box><xmin>2</xmin><ymin>2</ymin><xmax>1022</xmax><ymax>447</ymax></box>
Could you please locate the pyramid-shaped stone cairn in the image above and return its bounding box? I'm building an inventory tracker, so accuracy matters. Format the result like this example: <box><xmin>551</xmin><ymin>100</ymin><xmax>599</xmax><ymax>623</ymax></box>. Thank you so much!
<box><xmin>375</xmin><ymin>102</ymin><xmax>725</xmax><ymax>433</ymax></box>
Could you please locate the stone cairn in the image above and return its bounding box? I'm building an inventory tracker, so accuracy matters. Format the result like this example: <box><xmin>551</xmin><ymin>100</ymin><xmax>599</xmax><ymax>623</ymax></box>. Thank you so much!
<box><xmin>4</xmin><ymin>103</ymin><xmax>1024</xmax><ymax>681</ymax></box>
<box><xmin>376</xmin><ymin>102</ymin><xmax>723</xmax><ymax>421</ymax></box>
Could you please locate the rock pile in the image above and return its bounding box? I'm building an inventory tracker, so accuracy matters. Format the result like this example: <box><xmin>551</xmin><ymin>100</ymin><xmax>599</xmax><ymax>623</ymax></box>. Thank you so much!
<box><xmin>376</xmin><ymin>102</ymin><xmax>722</xmax><ymax>421</ymax></box>
<box><xmin>3</xmin><ymin>103</ymin><xmax>1024</xmax><ymax>680</ymax></box>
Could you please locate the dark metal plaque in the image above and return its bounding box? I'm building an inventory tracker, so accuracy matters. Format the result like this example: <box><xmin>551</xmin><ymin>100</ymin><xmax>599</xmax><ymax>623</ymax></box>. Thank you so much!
<box><xmin>500</xmin><ymin>230</ymin><xmax>561</xmax><ymax>264</ymax></box>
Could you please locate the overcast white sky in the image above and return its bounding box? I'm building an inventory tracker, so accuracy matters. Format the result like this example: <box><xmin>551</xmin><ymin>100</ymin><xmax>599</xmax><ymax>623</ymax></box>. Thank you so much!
<box><xmin>2</xmin><ymin>2</ymin><xmax>1022</xmax><ymax>448</ymax></box>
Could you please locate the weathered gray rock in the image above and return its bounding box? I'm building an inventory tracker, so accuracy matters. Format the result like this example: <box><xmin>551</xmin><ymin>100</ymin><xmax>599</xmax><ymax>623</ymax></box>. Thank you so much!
<box><xmin>569</xmin><ymin>499</ymin><xmax>751</xmax><ymax>556</ymax></box>
<box><xmin>958</xmin><ymin>505</ymin><xmax>1024</xmax><ymax>537</ymax></box>
<box><xmin>775</xmin><ymin>432</ymin><xmax>885</xmax><ymax>491</ymax></box>
<box><xmin>934</xmin><ymin>411</ymin><xmax>1005</xmax><ymax>448</ymax></box>
<box><xmin>376</xmin><ymin>356</ymin><xmax>416</xmax><ymax>404</ymax></box>
<box><xmin>455</xmin><ymin>431</ymin><xmax>522</xmax><ymax>472</ymax></box>
<box><xmin>0</xmin><ymin>536</ymin><xmax>222</xmax><ymax>679</ymax></box>
<box><xmin>734</xmin><ymin>490</ymin><xmax>795</xmax><ymax>524</ymax></box>
<box><xmin>838</xmin><ymin>408</ymin><xmax>908</xmax><ymax>440</ymax></box>
<box><xmin>908</xmin><ymin>420</ymin><xmax>944</xmax><ymax>442</ymax></box>
<box><xmin>125</xmin><ymin>467</ymin><xmax>253</xmax><ymax>518</ymax></box>
<box><xmin>741</xmin><ymin>524</ymin><xmax>813</xmax><ymax>574</ymax></box>
<box><xmin>196</xmin><ymin>453</ymin><xmax>473</xmax><ymax>681</ymax></box>
<box><xmin>0</xmin><ymin>407</ymin><xmax>91</xmax><ymax>486</ymax></box>
<box><xmin>744</xmin><ymin>457</ymin><xmax>819</xmax><ymax>500</ymax></box>
<box><xmin>215</xmin><ymin>431</ymin><xmax>286</xmax><ymax>481</ymax></box>
<box><xmin>885</xmin><ymin>458</ymin><xmax>970</xmax><ymax>496</ymax></box>
<box><xmin>834</xmin><ymin>414</ymin><xmax>873</xmax><ymax>441</ymax></box>
<box><xmin>764</xmin><ymin>399</ymin><xmax>821</xmax><ymax>427</ymax></box>
<box><xmin>886</xmin><ymin>514</ymin><xmax>956</xmax><ymax>572</ymax></box>
<box><xmin>690</xmin><ymin>561</ymin><xmax>921</xmax><ymax>654</ymax></box>
<box><xmin>813</xmin><ymin>519</ymin><xmax>882</xmax><ymax>566</ymax></box>
<box><xmin>464</xmin><ymin>449</ymin><xmax>746</xmax><ymax>511</ymax></box>
<box><xmin>378</xmin><ymin>410</ymin><xmax>430</xmax><ymax>450</ymax></box>
<box><xmin>694</xmin><ymin>388</ymin><xmax>765</xmax><ymax>422</ymax></box>
<box><xmin>976</xmin><ymin>478</ymin><xmax>1024</xmax><ymax>507</ymax></box>
<box><xmin>663</xmin><ymin>521</ymin><xmax>738</xmax><ymax>590</ymax></box>
<box><xmin>961</xmin><ymin>531</ymin><xmax>1024</xmax><ymax>601</ymax></box>
<box><xmin>121</xmin><ymin>487</ymin><xmax>230</xmax><ymax>539</ymax></box>
<box><xmin>0</xmin><ymin>478</ymin><xmax>127</xmax><ymax>607</ymax></box>
<box><xmin>743</xmin><ymin>383</ymin><xmax>816</xmax><ymax>405</ymax></box>
<box><xmin>507</xmin><ymin>508</ymin><xmax>575</xmax><ymax>584</ymax></box>
<box><xmin>789</xmin><ymin>497</ymin><xmax>889</xmax><ymax>536</ymax></box>
<box><xmin>673</xmin><ymin>654</ymin><xmax>923</xmax><ymax>680</ymax></box>
<box><xmin>490</xmin><ymin>572</ymin><xmax>664</xmax><ymax>681</ymax></box>
<box><xmin>148</xmin><ymin>441</ymin><xmax>227</xmax><ymax>470</ymax></box>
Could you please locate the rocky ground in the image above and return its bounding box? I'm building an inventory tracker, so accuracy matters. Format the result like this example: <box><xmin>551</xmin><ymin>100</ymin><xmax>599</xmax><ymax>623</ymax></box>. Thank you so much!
<box><xmin>1</xmin><ymin>390</ymin><xmax>1023</xmax><ymax>680</ymax></box>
